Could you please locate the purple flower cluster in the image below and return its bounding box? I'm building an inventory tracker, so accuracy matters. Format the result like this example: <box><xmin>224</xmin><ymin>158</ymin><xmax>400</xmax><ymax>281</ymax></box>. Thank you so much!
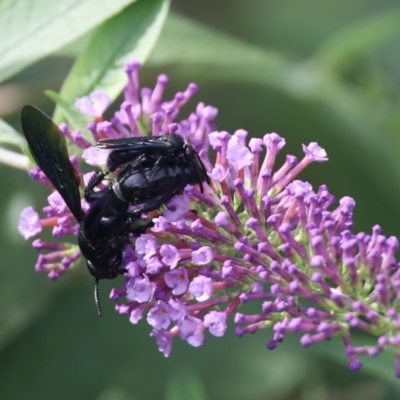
<box><xmin>18</xmin><ymin>61</ymin><xmax>400</xmax><ymax>376</ymax></box>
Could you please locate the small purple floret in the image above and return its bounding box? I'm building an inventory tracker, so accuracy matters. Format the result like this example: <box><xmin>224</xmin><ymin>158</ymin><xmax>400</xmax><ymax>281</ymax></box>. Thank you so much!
<box><xmin>189</xmin><ymin>276</ymin><xmax>213</xmax><ymax>302</ymax></box>
<box><xmin>204</xmin><ymin>311</ymin><xmax>227</xmax><ymax>337</ymax></box>
<box><xmin>18</xmin><ymin>207</ymin><xmax>42</xmax><ymax>239</ymax></box>
<box><xmin>164</xmin><ymin>267</ymin><xmax>189</xmax><ymax>295</ymax></box>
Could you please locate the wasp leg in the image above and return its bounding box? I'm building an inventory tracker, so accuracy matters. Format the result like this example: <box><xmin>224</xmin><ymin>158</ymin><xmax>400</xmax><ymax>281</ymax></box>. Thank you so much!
<box><xmin>84</xmin><ymin>170</ymin><xmax>112</xmax><ymax>202</ymax></box>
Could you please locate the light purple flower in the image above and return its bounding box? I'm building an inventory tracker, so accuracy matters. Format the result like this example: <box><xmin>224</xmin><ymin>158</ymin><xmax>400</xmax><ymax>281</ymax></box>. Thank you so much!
<box><xmin>164</xmin><ymin>267</ymin><xmax>189</xmax><ymax>295</ymax></box>
<box><xmin>214</xmin><ymin>211</ymin><xmax>229</xmax><ymax>226</ymax></box>
<box><xmin>249</xmin><ymin>138</ymin><xmax>264</xmax><ymax>153</ymax></box>
<box><xmin>147</xmin><ymin>301</ymin><xmax>171</xmax><ymax>330</ymax></box>
<box><xmin>151</xmin><ymin>329</ymin><xmax>173</xmax><ymax>357</ymax></box>
<box><xmin>189</xmin><ymin>276</ymin><xmax>213</xmax><ymax>302</ymax></box>
<box><xmin>135</xmin><ymin>234</ymin><xmax>157</xmax><ymax>258</ymax></box>
<box><xmin>18</xmin><ymin>207</ymin><xmax>42</xmax><ymax>239</ymax></box>
<box><xmin>209</xmin><ymin>164</ymin><xmax>228</xmax><ymax>182</ymax></box>
<box><xmin>178</xmin><ymin>316</ymin><xmax>205</xmax><ymax>347</ymax></box>
<box><xmin>209</xmin><ymin>131</ymin><xmax>229</xmax><ymax>150</ymax></box>
<box><xmin>286</xmin><ymin>180</ymin><xmax>313</xmax><ymax>198</ymax></box>
<box><xmin>204</xmin><ymin>311</ymin><xmax>228</xmax><ymax>337</ymax></box>
<box><xmin>44</xmin><ymin>191</ymin><xmax>69</xmax><ymax>216</ymax></box>
<box><xmin>126</xmin><ymin>275</ymin><xmax>154</xmax><ymax>303</ymax></box>
<box><xmin>160</xmin><ymin>244</ymin><xmax>181</xmax><ymax>269</ymax></box>
<box><xmin>125</xmin><ymin>261</ymin><xmax>141</xmax><ymax>277</ymax></box>
<box><xmin>303</xmin><ymin>142</ymin><xmax>328</xmax><ymax>162</ymax></box>
<box><xmin>151</xmin><ymin>216</ymin><xmax>169</xmax><ymax>232</ymax></box>
<box><xmin>163</xmin><ymin>194</ymin><xmax>190</xmax><ymax>222</ymax></box>
<box><xmin>226</xmin><ymin>134</ymin><xmax>254</xmax><ymax>170</ymax></box>
<box><xmin>168</xmin><ymin>299</ymin><xmax>186</xmax><ymax>321</ymax></box>
<box><xmin>129</xmin><ymin>306</ymin><xmax>145</xmax><ymax>324</ymax></box>
<box><xmin>75</xmin><ymin>90</ymin><xmax>111</xmax><ymax>117</ymax></box>
<box><xmin>145</xmin><ymin>256</ymin><xmax>164</xmax><ymax>275</ymax></box>
<box><xmin>264</xmin><ymin>132</ymin><xmax>286</xmax><ymax>150</ymax></box>
<box><xmin>191</xmin><ymin>246</ymin><xmax>213</xmax><ymax>265</ymax></box>
<box><xmin>82</xmin><ymin>146</ymin><xmax>110</xmax><ymax>166</ymax></box>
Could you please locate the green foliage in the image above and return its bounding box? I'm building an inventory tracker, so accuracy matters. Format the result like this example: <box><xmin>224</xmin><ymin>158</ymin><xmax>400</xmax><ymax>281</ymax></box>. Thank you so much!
<box><xmin>0</xmin><ymin>0</ymin><xmax>136</xmax><ymax>82</ymax></box>
<box><xmin>165</xmin><ymin>369</ymin><xmax>207</xmax><ymax>400</ymax></box>
<box><xmin>1</xmin><ymin>0</ymin><xmax>400</xmax><ymax>399</ymax></box>
<box><xmin>53</xmin><ymin>0</ymin><xmax>170</xmax><ymax>122</ymax></box>
<box><xmin>0</xmin><ymin>119</ymin><xmax>25</xmax><ymax>147</ymax></box>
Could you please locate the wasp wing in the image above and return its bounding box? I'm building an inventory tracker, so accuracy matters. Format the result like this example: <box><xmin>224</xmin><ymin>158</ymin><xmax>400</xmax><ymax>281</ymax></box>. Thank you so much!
<box><xmin>96</xmin><ymin>137</ymin><xmax>173</xmax><ymax>151</ymax></box>
<box><xmin>21</xmin><ymin>105</ymin><xmax>83</xmax><ymax>223</ymax></box>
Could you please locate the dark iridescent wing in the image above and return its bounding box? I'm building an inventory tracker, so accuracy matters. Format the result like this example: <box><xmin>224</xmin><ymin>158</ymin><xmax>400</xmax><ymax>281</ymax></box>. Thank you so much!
<box><xmin>96</xmin><ymin>136</ymin><xmax>173</xmax><ymax>151</ymax></box>
<box><xmin>21</xmin><ymin>105</ymin><xmax>83</xmax><ymax>223</ymax></box>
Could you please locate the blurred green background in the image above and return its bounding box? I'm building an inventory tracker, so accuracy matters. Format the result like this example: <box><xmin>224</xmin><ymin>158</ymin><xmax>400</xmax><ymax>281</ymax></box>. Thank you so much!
<box><xmin>1</xmin><ymin>0</ymin><xmax>400</xmax><ymax>399</ymax></box>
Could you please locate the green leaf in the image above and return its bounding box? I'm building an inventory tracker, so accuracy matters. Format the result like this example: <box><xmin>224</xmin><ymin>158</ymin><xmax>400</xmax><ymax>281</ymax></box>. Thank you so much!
<box><xmin>315</xmin><ymin>10</ymin><xmax>400</xmax><ymax>68</ymax></box>
<box><xmin>151</xmin><ymin>13</ymin><xmax>287</xmax><ymax>87</ymax></box>
<box><xmin>0</xmin><ymin>118</ymin><xmax>25</xmax><ymax>147</ymax></box>
<box><xmin>0</xmin><ymin>0</ymin><xmax>136</xmax><ymax>83</ymax></box>
<box><xmin>165</xmin><ymin>369</ymin><xmax>207</xmax><ymax>400</ymax></box>
<box><xmin>53</xmin><ymin>0</ymin><xmax>170</xmax><ymax>122</ymax></box>
<box><xmin>151</xmin><ymin>14</ymin><xmax>312</xmax><ymax>98</ymax></box>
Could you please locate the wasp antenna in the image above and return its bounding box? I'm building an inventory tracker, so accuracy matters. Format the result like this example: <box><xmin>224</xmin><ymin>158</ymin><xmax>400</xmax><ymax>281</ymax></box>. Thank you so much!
<box><xmin>194</xmin><ymin>151</ymin><xmax>208</xmax><ymax>191</ymax></box>
<box><xmin>94</xmin><ymin>278</ymin><xmax>102</xmax><ymax>316</ymax></box>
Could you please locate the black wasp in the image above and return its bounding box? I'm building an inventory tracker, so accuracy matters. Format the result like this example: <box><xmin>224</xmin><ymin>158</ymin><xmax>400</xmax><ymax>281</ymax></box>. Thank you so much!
<box><xmin>86</xmin><ymin>132</ymin><xmax>209</xmax><ymax>214</ymax></box>
<box><xmin>21</xmin><ymin>105</ymin><xmax>210</xmax><ymax>315</ymax></box>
